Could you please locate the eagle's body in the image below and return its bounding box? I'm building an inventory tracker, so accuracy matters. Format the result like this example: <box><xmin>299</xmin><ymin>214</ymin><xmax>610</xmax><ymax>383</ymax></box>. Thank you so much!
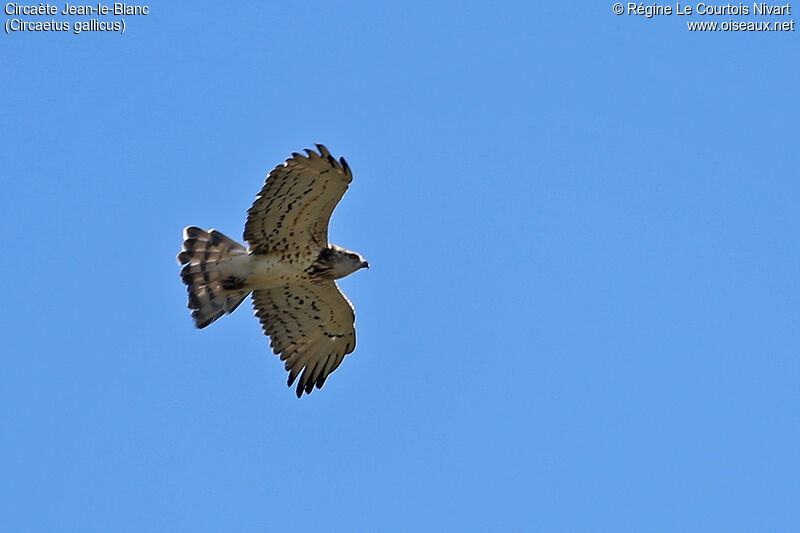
<box><xmin>177</xmin><ymin>145</ymin><xmax>368</xmax><ymax>397</ymax></box>
<box><xmin>220</xmin><ymin>251</ymin><xmax>311</xmax><ymax>289</ymax></box>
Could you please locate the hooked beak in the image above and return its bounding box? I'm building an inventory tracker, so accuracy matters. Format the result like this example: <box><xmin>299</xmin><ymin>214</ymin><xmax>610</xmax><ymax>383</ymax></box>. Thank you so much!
<box><xmin>361</xmin><ymin>261</ymin><xmax>370</xmax><ymax>270</ymax></box>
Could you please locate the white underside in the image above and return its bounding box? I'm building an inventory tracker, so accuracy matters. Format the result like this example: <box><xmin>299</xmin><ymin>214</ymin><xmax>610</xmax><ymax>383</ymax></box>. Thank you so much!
<box><xmin>223</xmin><ymin>253</ymin><xmax>309</xmax><ymax>290</ymax></box>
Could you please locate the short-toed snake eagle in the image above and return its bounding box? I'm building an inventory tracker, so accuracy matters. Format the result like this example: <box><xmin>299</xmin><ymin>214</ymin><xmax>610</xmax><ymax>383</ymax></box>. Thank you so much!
<box><xmin>177</xmin><ymin>144</ymin><xmax>368</xmax><ymax>397</ymax></box>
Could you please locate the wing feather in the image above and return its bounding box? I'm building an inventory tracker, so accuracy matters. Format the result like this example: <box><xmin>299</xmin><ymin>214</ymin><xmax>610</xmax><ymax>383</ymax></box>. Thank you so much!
<box><xmin>244</xmin><ymin>144</ymin><xmax>353</xmax><ymax>254</ymax></box>
<box><xmin>252</xmin><ymin>281</ymin><xmax>357</xmax><ymax>397</ymax></box>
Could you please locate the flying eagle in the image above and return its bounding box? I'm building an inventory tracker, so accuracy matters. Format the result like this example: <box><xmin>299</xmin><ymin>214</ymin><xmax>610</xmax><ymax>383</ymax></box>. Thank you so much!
<box><xmin>177</xmin><ymin>144</ymin><xmax>368</xmax><ymax>397</ymax></box>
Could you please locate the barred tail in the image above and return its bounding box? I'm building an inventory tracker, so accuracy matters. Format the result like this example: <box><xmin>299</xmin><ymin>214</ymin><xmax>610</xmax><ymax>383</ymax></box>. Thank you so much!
<box><xmin>177</xmin><ymin>226</ymin><xmax>250</xmax><ymax>329</ymax></box>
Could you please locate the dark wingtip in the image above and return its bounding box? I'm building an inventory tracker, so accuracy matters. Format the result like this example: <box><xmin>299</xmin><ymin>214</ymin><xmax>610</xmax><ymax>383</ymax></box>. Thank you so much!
<box><xmin>339</xmin><ymin>157</ymin><xmax>351</xmax><ymax>175</ymax></box>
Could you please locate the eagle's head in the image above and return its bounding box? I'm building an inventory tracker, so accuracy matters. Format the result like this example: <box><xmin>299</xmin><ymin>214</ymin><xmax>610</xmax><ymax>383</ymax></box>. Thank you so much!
<box><xmin>309</xmin><ymin>245</ymin><xmax>369</xmax><ymax>280</ymax></box>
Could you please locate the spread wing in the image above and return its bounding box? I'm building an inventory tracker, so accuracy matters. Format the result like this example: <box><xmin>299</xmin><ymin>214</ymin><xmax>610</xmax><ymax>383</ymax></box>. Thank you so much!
<box><xmin>252</xmin><ymin>281</ymin><xmax>357</xmax><ymax>397</ymax></box>
<box><xmin>244</xmin><ymin>144</ymin><xmax>353</xmax><ymax>254</ymax></box>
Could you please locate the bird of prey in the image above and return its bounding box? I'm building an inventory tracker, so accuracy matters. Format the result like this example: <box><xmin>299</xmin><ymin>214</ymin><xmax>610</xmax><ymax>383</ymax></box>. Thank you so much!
<box><xmin>177</xmin><ymin>144</ymin><xmax>368</xmax><ymax>397</ymax></box>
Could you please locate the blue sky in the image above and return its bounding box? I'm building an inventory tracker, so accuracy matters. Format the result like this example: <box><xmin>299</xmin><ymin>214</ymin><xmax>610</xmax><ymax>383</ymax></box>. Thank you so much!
<box><xmin>1</xmin><ymin>2</ymin><xmax>798</xmax><ymax>531</ymax></box>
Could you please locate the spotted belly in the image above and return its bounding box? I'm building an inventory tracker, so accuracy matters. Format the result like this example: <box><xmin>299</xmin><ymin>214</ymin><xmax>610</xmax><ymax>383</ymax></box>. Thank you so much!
<box><xmin>228</xmin><ymin>252</ymin><xmax>311</xmax><ymax>289</ymax></box>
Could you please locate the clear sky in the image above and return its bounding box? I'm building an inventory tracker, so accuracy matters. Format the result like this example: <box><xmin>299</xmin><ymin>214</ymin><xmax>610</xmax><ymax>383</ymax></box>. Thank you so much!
<box><xmin>1</xmin><ymin>2</ymin><xmax>798</xmax><ymax>532</ymax></box>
